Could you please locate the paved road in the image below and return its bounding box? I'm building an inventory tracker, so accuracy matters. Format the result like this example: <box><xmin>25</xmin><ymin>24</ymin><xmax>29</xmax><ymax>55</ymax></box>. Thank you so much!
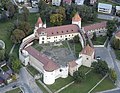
<box><xmin>98</xmin><ymin>14</ymin><xmax>120</xmax><ymax>22</ymax></box>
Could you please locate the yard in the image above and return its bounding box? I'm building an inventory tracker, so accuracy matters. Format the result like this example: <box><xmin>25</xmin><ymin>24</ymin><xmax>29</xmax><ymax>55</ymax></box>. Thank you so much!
<box><xmin>5</xmin><ymin>88</ymin><xmax>22</xmax><ymax>93</ymax></box>
<box><xmin>92</xmin><ymin>77</ymin><xmax>115</xmax><ymax>93</ymax></box>
<box><xmin>59</xmin><ymin>71</ymin><xmax>115</xmax><ymax>93</ymax></box>
<box><xmin>1</xmin><ymin>65</ymin><xmax>9</xmax><ymax>72</ymax></box>
<box><xmin>26</xmin><ymin>65</ymin><xmax>39</xmax><ymax>77</ymax></box>
<box><xmin>92</xmin><ymin>36</ymin><xmax>107</xmax><ymax>45</ymax></box>
<box><xmin>47</xmin><ymin>76</ymin><xmax>73</xmax><ymax>92</ymax></box>
<box><xmin>78</xmin><ymin>65</ymin><xmax>91</xmax><ymax>74</ymax></box>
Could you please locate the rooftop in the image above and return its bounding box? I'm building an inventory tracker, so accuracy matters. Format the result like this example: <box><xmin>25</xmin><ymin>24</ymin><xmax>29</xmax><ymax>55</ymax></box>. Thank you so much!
<box><xmin>98</xmin><ymin>3</ymin><xmax>112</xmax><ymax>9</ymax></box>
<box><xmin>80</xmin><ymin>44</ymin><xmax>94</xmax><ymax>56</ymax></box>
<box><xmin>72</xmin><ymin>12</ymin><xmax>81</xmax><ymax>22</ymax></box>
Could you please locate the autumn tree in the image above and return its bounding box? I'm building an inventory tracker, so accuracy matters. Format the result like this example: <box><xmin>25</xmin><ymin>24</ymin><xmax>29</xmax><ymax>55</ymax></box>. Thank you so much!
<box><xmin>11</xmin><ymin>29</ymin><xmax>25</xmax><ymax>44</ymax></box>
<box><xmin>109</xmin><ymin>68</ymin><xmax>117</xmax><ymax>83</ymax></box>
<box><xmin>111</xmin><ymin>37</ymin><xmax>120</xmax><ymax>49</ymax></box>
<box><xmin>50</xmin><ymin>14</ymin><xmax>63</xmax><ymax>26</ymax></box>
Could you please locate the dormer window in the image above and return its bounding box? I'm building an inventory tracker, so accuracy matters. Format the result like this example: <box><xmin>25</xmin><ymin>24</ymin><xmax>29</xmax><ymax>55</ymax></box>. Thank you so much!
<box><xmin>67</xmin><ymin>30</ymin><xmax>68</xmax><ymax>32</ymax></box>
<box><xmin>52</xmin><ymin>32</ymin><xmax>54</xmax><ymax>34</ymax></box>
<box><xmin>72</xmin><ymin>30</ymin><xmax>73</xmax><ymax>31</ymax></box>
<box><xmin>57</xmin><ymin>32</ymin><xmax>58</xmax><ymax>34</ymax></box>
<box><xmin>62</xmin><ymin>31</ymin><xmax>63</xmax><ymax>33</ymax></box>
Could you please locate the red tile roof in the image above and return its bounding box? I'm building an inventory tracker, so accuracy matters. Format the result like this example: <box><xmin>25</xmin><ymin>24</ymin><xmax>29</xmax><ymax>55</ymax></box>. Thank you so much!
<box><xmin>63</xmin><ymin>0</ymin><xmax>72</xmax><ymax>4</ymax></box>
<box><xmin>25</xmin><ymin>46</ymin><xmax>59</xmax><ymax>72</ymax></box>
<box><xmin>68</xmin><ymin>61</ymin><xmax>78</xmax><ymax>68</ymax></box>
<box><xmin>115</xmin><ymin>31</ymin><xmax>120</xmax><ymax>38</ymax></box>
<box><xmin>37</xmin><ymin>24</ymin><xmax>79</xmax><ymax>37</ymax></box>
<box><xmin>80</xmin><ymin>44</ymin><xmax>94</xmax><ymax>56</ymax></box>
<box><xmin>72</xmin><ymin>13</ymin><xmax>81</xmax><ymax>22</ymax></box>
<box><xmin>83</xmin><ymin>21</ymin><xmax>107</xmax><ymax>32</ymax></box>
<box><xmin>35</xmin><ymin>17</ymin><xmax>43</xmax><ymax>27</ymax></box>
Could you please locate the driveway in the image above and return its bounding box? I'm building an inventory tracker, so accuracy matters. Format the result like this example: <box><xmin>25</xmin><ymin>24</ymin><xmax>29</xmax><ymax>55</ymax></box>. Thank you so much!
<box><xmin>95</xmin><ymin>47</ymin><xmax>114</xmax><ymax>68</ymax></box>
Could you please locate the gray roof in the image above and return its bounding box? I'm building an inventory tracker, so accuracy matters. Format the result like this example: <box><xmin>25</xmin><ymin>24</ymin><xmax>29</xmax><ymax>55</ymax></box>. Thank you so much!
<box><xmin>98</xmin><ymin>3</ymin><xmax>112</xmax><ymax>10</ymax></box>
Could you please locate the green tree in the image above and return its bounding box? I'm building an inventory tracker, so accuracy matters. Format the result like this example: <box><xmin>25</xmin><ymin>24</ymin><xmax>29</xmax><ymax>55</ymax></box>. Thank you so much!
<box><xmin>6</xmin><ymin>2</ymin><xmax>15</xmax><ymax>18</ymax></box>
<box><xmin>73</xmin><ymin>35</ymin><xmax>80</xmax><ymax>43</ymax></box>
<box><xmin>107</xmin><ymin>20</ymin><xmax>117</xmax><ymax>38</ymax></box>
<box><xmin>0</xmin><ymin>49</ymin><xmax>5</xmax><ymax>61</ymax></box>
<box><xmin>11</xmin><ymin>29</ymin><xmax>25</xmax><ymax>44</ymax></box>
<box><xmin>92</xmin><ymin>32</ymin><xmax>96</xmax><ymax>40</ymax></box>
<box><xmin>57</xmin><ymin>6</ymin><xmax>66</xmax><ymax>20</ymax></box>
<box><xmin>21</xmin><ymin>6</ymin><xmax>29</xmax><ymax>22</ymax></box>
<box><xmin>50</xmin><ymin>14</ymin><xmax>63</xmax><ymax>26</ymax></box>
<box><xmin>0</xmin><ymin>0</ymin><xmax>10</xmax><ymax>9</ymax></box>
<box><xmin>18</xmin><ymin>22</ymin><xmax>31</xmax><ymax>35</ymax></box>
<box><xmin>73</xmin><ymin>71</ymin><xmax>85</xmax><ymax>83</ymax></box>
<box><xmin>11</xmin><ymin>59</ymin><xmax>21</xmax><ymax>73</ymax></box>
<box><xmin>109</xmin><ymin>68</ymin><xmax>117</xmax><ymax>83</ymax></box>
<box><xmin>92</xmin><ymin>60</ymin><xmax>109</xmax><ymax>76</ymax></box>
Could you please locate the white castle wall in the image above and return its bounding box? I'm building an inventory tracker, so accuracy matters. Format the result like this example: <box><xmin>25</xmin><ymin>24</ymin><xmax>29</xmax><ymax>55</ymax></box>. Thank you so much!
<box><xmin>43</xmin><ymin>70</ymin><xmax>55</xmax><ymax>85</ymax></box>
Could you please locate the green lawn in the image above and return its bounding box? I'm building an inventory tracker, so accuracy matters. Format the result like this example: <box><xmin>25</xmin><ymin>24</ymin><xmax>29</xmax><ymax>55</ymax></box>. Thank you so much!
<box><xmin>1</xmin><ymin>65</ymin><xmax>9</xmax><ymax>72</ymax></box>
<box><xmin>5</xmin><ymin>88</ymin><xmax>22</xmax><ymax>93</ymax></box>
<box><xmin>47</xmin><ymin>76</ymin><xmax>73</xmax><ymax>92</ymax></box>
<box><xmin>0</xmin><ymin>21</ymin><xmax>13</xmax><ymax>54</ymax></box>
<box><xmin>36</xmin><ymin>80</ymin><xmax>49</xmax><ymax>93</ymax></box>
<box><xmin>27</xmin><ymin>65</ymin><xmax>39</xmax><ymax>76</ymax></box>
<box><xmin>92</xmin><ymin>36</ymin><xmax>107</xmax><ymax>45</ymax></box>
<box><xmin>114</xmin><ymin>50</ymin><xmax>120</xmax><ymax>60</ymax></box>
<box><xmin>74</xmin><ymin>43</ymin><xmax>82</xmax><ymax>57</ymax></box>
<box><xmin>59</xmin><ymin>70</ymin><xmax>115</xmax><ymax>93</ymax></box>
<box><xmin>92</xmin><ymin>77</ymin><xmax>115</xmax><ymax>93</ymax></box>
<box><xmin>98</xmin><ymin>0</ymin><xmax>120</xmax><ymax>6</ymax></box>
<box><xmin>78</xmin><ymin>65</ymin><xmax>91</xmax><ymax>74</ymax></box>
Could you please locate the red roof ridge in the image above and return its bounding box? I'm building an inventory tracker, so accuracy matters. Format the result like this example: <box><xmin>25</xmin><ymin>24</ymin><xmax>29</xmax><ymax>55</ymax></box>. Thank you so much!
<box><xmin>72</xmin><ymin>12</ymin><xmax>81</xmax><ymax>22</ymax></box>
<box><xmin>35</xmin><ymin>17</ymin><xmax>43</xmax><ymax>27</ymax></box>
<box><xmin>80</xmin><ymin>44</ymin><xmax>94</xmax><ymax>56</ymax></box>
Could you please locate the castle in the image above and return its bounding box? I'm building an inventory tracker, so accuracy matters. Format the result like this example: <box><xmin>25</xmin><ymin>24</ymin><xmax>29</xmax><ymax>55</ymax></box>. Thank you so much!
<box><xmin>19</xmin><ymin>13</ymin><xmax>95</xmax><ymax>85</ymax></box>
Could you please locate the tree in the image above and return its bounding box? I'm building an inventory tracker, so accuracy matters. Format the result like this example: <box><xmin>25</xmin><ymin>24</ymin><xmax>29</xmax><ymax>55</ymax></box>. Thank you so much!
<box><xmin>92</xmin><ymin>32</ymin><xmax>96</xmax><ymax>40</ymax></box>
<box><xmin>50</xmin><ymin>14</ymin><xmax>63</xmax><ymax>26</ymax></box>
<box><xmin>57</xmin><ymin>7</ymin><xmax>66</xmax><ymax>20</ymax></box>
<box><xmin>0</xmin><ymin>0</ymin><xmax>10</xmax><ymax>9</ymax></box>
<box><xmin>92</xmin><ymin>60</ymin><xmax>109</xmax><ymax>76</ymax></box>
<box><xmin>18</xmin><ymin>22</ymin><xmax>31</xmax><ymax>35</ymax></box>
<box><xmin>73</xmin><ymin>35</ymin><xmax>80</xmax><ymax>43</ymax></box>
<box><xmin>6</xmin><ymin>2</ymin><xmax>15</xmax><ymax>19</ymax></box>
<box><xmin>21</xmin><ymin>6</ymin><xmax>29</xmax><ymax>22</ymax></box>
<box><xmin>111</xmin><ymin>37</ymin><xmax>120</xmax><ymax>49</ymax></box>
<box><xmin>109</xmin><ymin>68</ymin><xmax>117</xmax><ymax>83</ymax></box>
<box><xmin>11</xmin><ymin>29</ymin><xmax>25</xmax><ymax>44</ymax></box>
<box><xmin>73</xmin><ymin>71</ymin><xmax>85</xmax><ymax>83</ymax></box>
<box><xmin>107</xmin><ymin>20</ymin><xmax>117</xmax><ymax>38</ymax></box>
<box><xmin>1</xmin><ymin>10</ymin><xmax>8</xmax><ymax>21</ymax></box>
<box><xmin>11</xmin><ymin>59</ymin><xmax>21</xmax><ymax>73</ymax></box>
<box><xmin>0</xmin><ymin>49</ymin><xmax>5</xmax><ymax>61</ymax></box>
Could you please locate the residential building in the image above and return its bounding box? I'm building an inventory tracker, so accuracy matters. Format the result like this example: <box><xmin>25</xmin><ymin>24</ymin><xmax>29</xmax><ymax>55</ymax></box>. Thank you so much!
<box><xmin>63</xmin><ymin>0</ymin><xmax>72</xmax><ymax>5</ymax></box>
<box><xmin>90</xmin><ymin>0</ymin><xmax>96</xmax><ymax>5</ymax></box>
<box><xmin>52</xmin><ymin>0</ymin><xmax>61</xmax><ymax>6</ymax></box>
<box><xmin>79</xmin><ymin>44</ymin><xmax>95</xmax><ymax>67</ymax></box>
<box><xmin>0</xmin><ymin>77</ymin><xmax>4</xmax><ymax>87</ymax></box>
<box><xmin>98</xmin><ymin>3</ymin><xmax>112</xmax><ymax>14</ymax></box>
<box><xmin>75</xmin><ymin>0</ymin><xmax>85</xmax><ymax>5</ymax></box>
<box><xmin>82</xmin><ymin>21</ymin><xmax>107</xmax><ymax>38</ymax></box>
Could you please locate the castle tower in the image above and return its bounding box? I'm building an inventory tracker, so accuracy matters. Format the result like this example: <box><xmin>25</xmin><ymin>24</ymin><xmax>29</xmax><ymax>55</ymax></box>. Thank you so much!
<box><xmin>35</xmin><ymin>17</ymin><xmax>43</xmax><ymax>28</ymax></box>
<box><xmin>72</xmin><ymin>12</ymin><xmax>81</xmax><ymax>28</ymax></box>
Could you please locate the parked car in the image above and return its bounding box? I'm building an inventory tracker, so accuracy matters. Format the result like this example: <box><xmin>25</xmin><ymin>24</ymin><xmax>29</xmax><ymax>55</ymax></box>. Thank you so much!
<box><xmin>96</xmin><ymin>56</ymin><xmax>101</xmax><ymax>60</ymax></box>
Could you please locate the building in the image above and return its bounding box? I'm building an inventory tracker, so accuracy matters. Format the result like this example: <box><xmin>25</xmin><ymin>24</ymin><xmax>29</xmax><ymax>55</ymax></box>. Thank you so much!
<box><xmin>98</xmin><ymin>3</ymin><xmax>112</xmax><ymax>14</ymax></box>
<box><xmin>79</xmin><ymin>44</ymin><xmax>95</xmax><ymax>67</ymax></box>
<box><xmin>34</xmin><ymin>13</ymin><xmax>83</xmax><ymax>46</ymax></box>
<box><xmin>52</xmin><ymin>0</ymin><xmax>61</xmax><ymax>6</ymax></box>
<box><xmin>75</xmin><ymin>0</ymin><xmax>85</xmax><ymax>5</ymax></box>
<box><xmin>90</xmin><ymin>0</ymin><xmax>96</xmax><ymax>5</ymax></box>
<box><xmin>19</xmin><ymin>13</ymin><xmax>95</xmax><ymax>85</ymax></box>
<box><xmin>0</xmin><ymin>77</ymin><xmax>4</xmax><ymax>87</ymax></box>
<box><xmin>63</xmin><ymin>0</ymin><xmax>72</xmax><ymax>5</ymax></box>
<box><xmin>82</xmin><ymin>21</ymin><xmax>107</xmax><ymax>38</ymax></box>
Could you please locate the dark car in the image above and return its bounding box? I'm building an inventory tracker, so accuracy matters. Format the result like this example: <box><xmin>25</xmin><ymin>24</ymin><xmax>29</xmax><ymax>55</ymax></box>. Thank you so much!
<box><xmin>12</xmin><ymin>85</ymin><xmax>17</xmax><ymax>88</ymax></box>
